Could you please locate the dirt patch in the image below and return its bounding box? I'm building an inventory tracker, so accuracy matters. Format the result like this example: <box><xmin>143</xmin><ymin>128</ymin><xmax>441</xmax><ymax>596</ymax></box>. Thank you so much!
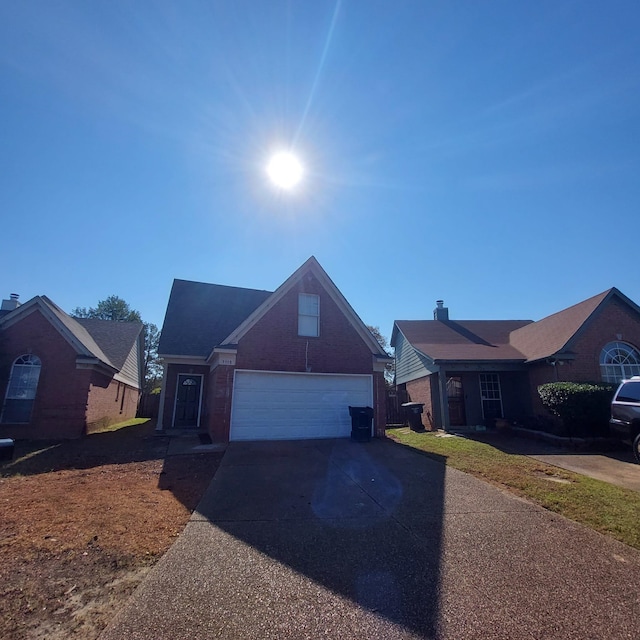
<box><xmin>0</xmin><ymin>422</ymin><xmax>223</xmax><ymax>640</ymax></box>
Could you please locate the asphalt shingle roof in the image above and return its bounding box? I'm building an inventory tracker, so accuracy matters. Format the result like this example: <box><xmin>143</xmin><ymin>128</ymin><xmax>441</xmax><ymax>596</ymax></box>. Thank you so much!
<box><xmin>395</xmin><ymin>320</ymin><xmax>532</xmax><ymax>362</ymax></box>
<box><xmin>158</xmin><ymin>279</ymin><xmax>273</xmax><ymax>358</ymax></box>
<box><xmin>509</xmin><ymin>289</ymin><xmax>611</xmax><ymax>362</ymax></box>
<box><xmin>75</xmin><ymin>317</ymin><xmax>144</xmax><ymax>369</ymax></box>
<box><xmin>1</xmin><ymin>296</ymin><xmax>143</xmax><ymax>377</ymax></box>
<box><xmin>395</xmin><ymin>289</ymin><xmax>626</xmax><ymax>364</ymax></box>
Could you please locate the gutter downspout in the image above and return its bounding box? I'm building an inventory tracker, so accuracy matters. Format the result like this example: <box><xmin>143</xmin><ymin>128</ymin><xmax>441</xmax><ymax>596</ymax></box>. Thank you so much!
<box><xmin>155</xmin><ymin>363</ymin><xmax>168</xmax><ymax>432</ymax></box>
<box><xmin>438</xmin><ymin>367</ymin><xmax>451</xmax><ymax>432</ymax></box>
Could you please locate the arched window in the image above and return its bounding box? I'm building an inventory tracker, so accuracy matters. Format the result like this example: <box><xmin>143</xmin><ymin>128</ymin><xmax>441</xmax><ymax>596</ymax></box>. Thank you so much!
<box><xmin>1</xmin><ymin>354</ymin><xmax>42</xmax><ymax>424</ymax></box>
<box><xmin>600</xmin><ymin>342</ymin><xmax>640</xmax><ymax>383</ymax></box>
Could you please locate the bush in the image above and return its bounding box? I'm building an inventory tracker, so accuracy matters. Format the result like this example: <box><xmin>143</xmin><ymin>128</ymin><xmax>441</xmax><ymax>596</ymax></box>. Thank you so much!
<box><xmin>538</xmin><ymin>382</ymin><xmax>616</xmax><ymax>437</ymax></box>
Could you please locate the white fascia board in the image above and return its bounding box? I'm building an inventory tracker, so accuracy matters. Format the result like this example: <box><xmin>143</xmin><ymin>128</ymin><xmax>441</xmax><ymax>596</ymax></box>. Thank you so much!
<box><xmin>205</xmin><ymin>345</ymin><xmax>238</xmax><ymax>364</ymax></box>
<box><xmin>76</xmin><ymin>357</ymin><xmax>118</xmax><ymax>376</ymax></box>
<box><xmin>315</xmin><ymin>265</ymin><xmax>391</xmax><ymax>356</ymax></box>
<box><xmin>3</xmin><ymin>297</ymin><xmax>97</xmax><ymax>359</ymax></box>
<box><xmin>158</xmin><ymin>354</ymin><xmax>208</xmax><ymax>365</ymax></box>
<box><xmin>220</xmin><ymin>256</ymin><xmax>388</xmax><ymax>356</ymax></box>
<box><xmin>0</xmin><ymin>299</ymin><xmax>40</xmax><ymax>328</ymax></box>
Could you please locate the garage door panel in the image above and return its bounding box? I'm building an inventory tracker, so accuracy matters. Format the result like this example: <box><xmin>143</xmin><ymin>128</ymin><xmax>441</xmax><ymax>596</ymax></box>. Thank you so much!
<box><xmin>230</xmin><ymin>371</ymin><xmax>372</xmax><ymax>441</ymax></box>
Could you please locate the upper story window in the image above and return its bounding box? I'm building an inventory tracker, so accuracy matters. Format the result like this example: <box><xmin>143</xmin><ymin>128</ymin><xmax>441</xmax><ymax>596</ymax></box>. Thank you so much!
<box><xmin>298</xmin><ymin>293</ymin><xmax>320</xmax><ymax>337</ymax></box>
<box><xmin>600</xmin><ymin>341</ymin><xmax>640</xmax><ymax>383</ymax></box>
<box><xmin>1</xmin><ymin>354</ymin><xmax>42</xmax><ymax>424</ymax></box>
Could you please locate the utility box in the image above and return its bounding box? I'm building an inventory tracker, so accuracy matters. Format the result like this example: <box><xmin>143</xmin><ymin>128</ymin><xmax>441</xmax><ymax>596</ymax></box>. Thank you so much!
<box><xmin>401</xmin><ymin>402</ymin><xmax>425</xmax><ymax>432</ymax></box>
<box><xmin>0</xmin><ymin>438</ymin><xmax>15</xmax><ymax>461</ymax></box>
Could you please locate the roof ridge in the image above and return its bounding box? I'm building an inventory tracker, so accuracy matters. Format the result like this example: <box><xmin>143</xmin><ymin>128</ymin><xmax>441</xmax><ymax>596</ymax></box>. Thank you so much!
<box><xmin>172</xmin><ymin>278</ymin><xmax>273</xmax><ymax>295</ymax></box>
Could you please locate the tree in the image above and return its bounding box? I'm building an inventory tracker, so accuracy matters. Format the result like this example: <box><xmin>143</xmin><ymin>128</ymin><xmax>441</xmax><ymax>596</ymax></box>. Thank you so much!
<box><xmin>142</xmin><ymin>322</ymin><xmax>162</xmax><ymax>393</ymax></box>
<box><xmin>367</xmin><ymin>325</ymin><xmax>395</xmax><ymax>386</ymax></box>
<box><xmin>72</xmin><ymin>296</ymin><xmax>161</xmax><ymax>393</ymax></box>
<box><xmin>367</xmin><ymin>325</ymin><xmax>391</xmax><ymax>355</ymax></box>
<box><xmin>72</xmin><ymin>295</ymin><xmax>142</xmax><ymax>323</ymax></box>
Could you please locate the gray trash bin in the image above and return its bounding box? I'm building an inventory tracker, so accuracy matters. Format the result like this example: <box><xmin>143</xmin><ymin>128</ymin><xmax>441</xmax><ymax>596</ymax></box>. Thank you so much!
<box><xmin>401</xmin><ymin>402</ymin><xmax>425</xmax><ymax>432</ymax></box>
<box><xmin>0</xmin><ymin>438</ymin><xmax>15</xmax><ymax>461</ymax></box>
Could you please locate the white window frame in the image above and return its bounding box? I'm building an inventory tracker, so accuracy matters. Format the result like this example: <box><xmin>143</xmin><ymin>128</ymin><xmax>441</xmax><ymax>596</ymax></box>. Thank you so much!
<box><xmin>479</xmin><ymin>372</ymin><xmax>504</xmax><ymax>420</ymax></box>
<box><xmin>298</xmin><ymin>293</ymin><xmax>320</xmax><ymax>337</ymax></box>
<box><xmin>600</xmin><ymin>341</ymin><xmax>640</xmax><ymax>383</ymax></box>
<box><xmin>1</xmin><ymin>354</ymin><xmax>42</xmax><ymax>424</ymax></box>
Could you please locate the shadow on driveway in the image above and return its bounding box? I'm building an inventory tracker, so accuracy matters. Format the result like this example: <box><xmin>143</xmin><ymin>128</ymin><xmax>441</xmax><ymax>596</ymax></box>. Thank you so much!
<box><xmin>196</xmin><ymin>438</ymin><xmax>446</xmax><ymax>637</ymax></box>
<box><xmin>102</xmin><ymin>437</ymin><xmax>447</xmax><ymax>639</ymax></box>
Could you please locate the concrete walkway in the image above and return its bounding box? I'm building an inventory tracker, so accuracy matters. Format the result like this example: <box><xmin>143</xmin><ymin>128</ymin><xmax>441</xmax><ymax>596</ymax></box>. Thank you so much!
<box><xmin>466</xmin><ymin>431</ymin><xmax>640</xmax><ymax>492</ymax></box>
<box><xmin>101</xmin><ymin>438</ymin><xmax>640</xmax><ymax>639</ymax></box>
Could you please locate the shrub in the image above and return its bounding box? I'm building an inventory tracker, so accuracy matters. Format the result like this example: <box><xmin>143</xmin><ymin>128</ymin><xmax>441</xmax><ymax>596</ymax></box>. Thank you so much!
<box><xmin>538</xmin><ymin>382</ymin><xmax>616</xmax><ymax>437</ymax></box>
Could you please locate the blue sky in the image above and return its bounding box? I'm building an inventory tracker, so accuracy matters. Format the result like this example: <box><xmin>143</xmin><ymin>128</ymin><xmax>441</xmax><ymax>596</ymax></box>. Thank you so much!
<box><xmin>2</xmin><ymin>1</ymin><xmax>639</xmax><ymax>343</ymax></box>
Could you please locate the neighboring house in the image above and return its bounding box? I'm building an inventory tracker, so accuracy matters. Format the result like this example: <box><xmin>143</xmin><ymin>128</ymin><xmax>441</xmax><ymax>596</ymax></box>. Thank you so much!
<box><xmin>0</xmin><ymin>294</ymin><xmax>144</xmax><ymax>439</ymax></box>
<box><xmin>157</xmin><ymin>257</ymin><xmax>392</xmax><ymax>442</ymax></box>
<box><xmin>391</xmin><ymin>289</ymin><xmax>640</xmax><ymax>431</ymax></box>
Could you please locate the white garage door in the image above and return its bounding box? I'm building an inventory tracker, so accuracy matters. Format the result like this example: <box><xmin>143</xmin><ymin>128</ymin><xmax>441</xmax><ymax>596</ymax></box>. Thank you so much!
<box><xmin>230</xmin><ymin>370</ymin><xmax>373</xmax><ymax>441</ymax></box>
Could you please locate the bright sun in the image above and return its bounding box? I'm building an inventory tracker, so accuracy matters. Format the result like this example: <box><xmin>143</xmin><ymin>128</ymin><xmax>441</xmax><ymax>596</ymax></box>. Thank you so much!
<box><xmin>266</xmin><ymin>151</ymin><xmax>304</xmax><ymax>190</ymax></box>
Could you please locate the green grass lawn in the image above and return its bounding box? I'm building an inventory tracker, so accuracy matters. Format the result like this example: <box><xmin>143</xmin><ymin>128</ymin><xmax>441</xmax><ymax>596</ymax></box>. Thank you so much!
<box><xmin>387</xmin><ymin>427</ymin><xmax>640</xmax><ymax>550</ymax></box>
<box><xmin>91</xmin><ymin>417</ymin><xmax>150</xmax><ymax>434</ymax></box>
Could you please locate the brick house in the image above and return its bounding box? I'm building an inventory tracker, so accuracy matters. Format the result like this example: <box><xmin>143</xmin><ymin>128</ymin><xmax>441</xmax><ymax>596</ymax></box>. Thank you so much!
<box><xmin>0</xmin><ymin>294</ymin><xmax>144</xmax><ymax>439</ymax></box>
<box><xmin>157</xmin><ymin>257</ymin><xmax>391</xmax><ymax>442</ymax></box>
<box><xmin>391</xmin><ymin>289</ymin><xmax>640</xmax><ymax>431</ymax></box>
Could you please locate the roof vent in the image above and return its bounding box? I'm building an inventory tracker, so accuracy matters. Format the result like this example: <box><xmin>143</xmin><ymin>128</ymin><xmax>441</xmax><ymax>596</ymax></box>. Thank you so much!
<box><xmin>434</xmin><ymin>300</ymin><xmax>449</xmax><ymax>321</ymax></box>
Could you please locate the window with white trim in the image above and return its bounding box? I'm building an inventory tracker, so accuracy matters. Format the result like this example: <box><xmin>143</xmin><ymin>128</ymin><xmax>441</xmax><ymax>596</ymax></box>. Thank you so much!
<box><xmin>1</xmin><ymin>354</ymin><xmax>42</xmax><ymax>423</ymax></box>
<box><xmin>298</xmin><ymin>293</ymin><xmax>320</xmax><ymax>337</ymax></box>
<box><xmin>600</xmin><ymin>341</ymin><xmax>640</xmax><ymax>383</ymax></box>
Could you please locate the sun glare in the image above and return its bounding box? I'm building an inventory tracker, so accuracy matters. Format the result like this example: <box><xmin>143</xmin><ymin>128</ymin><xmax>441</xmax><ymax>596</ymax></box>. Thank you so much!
<box><xmin>266</xmin><ymin>151</ymin><xmax>304</xmax><ymax>190</ymax></box>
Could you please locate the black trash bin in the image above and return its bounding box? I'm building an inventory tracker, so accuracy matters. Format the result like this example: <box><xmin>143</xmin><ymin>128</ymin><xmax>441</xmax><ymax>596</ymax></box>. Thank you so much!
<box><xmin>0</xmin><ymin>438</ymin><xmax>15</xmax><ymax>461</ymax></box>
<box><xmin>401</xmin><ymin>402</ymin><xmax>425</xmax><ymax>432</ymax></box>
<box><xmin>349</xmin><ymin>406</ymin><xmax>374</xmax><ymax>442</ymax></box>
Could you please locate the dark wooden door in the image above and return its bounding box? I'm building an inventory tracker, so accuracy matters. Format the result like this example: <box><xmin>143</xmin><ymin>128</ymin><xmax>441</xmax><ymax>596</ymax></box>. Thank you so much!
<box><xmin>447</xmin><ymin>376</ymin><xmax>466</xmax><ymax>426</ymax></box>
<box><xmin>174</xmin><ymin>375</ymin><xmax>202</xmax><ymax>428</ymax></box>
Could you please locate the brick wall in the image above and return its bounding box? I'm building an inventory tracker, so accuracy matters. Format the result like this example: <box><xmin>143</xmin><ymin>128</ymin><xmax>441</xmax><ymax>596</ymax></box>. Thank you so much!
<box><xmin>236</xmin><ymin>274</ymin><xmax>374</xmax><ymax>374</ymax></box>
<box><xmin>85</xmin><ymin>374</ymin><xmax>140</xmax><ymax>434</ymax></box>
<box><xmin>0</xmin><ymin>309</ymin><xmax>88</xmax><ymax>439</ymax></box>
<box><xmin>206</xmin><ymin>365</ymin><xmax>235</xmax><ymax>441</ymax></box>
<box><xmin>372</xmin><ymin>371</ymin><xmax>387</xmax><ymax>436</ymax></box>
<box><xmin>405</xmin><ymin>375</ymin><xmax>435</xmax><ymax>430</ymax></box>
<box><xmin>527</xmin><ymin>297</ymin><xmax>640</xmax><ymax>417</ymax></box>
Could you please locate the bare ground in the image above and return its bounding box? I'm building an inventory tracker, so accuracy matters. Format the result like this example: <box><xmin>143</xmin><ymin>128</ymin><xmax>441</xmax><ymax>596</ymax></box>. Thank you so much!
<box><xmin>0</xmin><ymin>422</ymin><xmax>223</xmax><ymax>640</ymax></box>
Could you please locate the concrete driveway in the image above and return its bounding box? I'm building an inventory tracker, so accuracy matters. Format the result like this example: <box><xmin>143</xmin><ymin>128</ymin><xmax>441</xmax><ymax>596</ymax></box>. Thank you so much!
<box><xmin>101</xmin><ymin>438</ymin><xmax>640</xmax><ymax>639</ymax></box>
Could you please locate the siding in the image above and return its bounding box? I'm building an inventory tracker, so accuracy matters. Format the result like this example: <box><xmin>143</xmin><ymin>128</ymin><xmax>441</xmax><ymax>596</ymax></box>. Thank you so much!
<box><xmin>115</xmin><ymin>341</ymin><xmax>141</xmax><ymax>389</ymax></box>
<box><xmin>394</xmin><ymin>328</ymin><xmax>436</xmax><ymax>384</ymax></box>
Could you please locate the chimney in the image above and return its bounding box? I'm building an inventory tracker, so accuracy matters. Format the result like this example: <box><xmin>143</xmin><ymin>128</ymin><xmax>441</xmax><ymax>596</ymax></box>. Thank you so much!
<box><xmin>434</xmin><ymin>299</ymin><xmax>449</xmax><ymax>321</ymax></box>
<box><xmin>1</xmin><ymin>293</ymin><xmax>21</xmax><ymax>312</ymax></box>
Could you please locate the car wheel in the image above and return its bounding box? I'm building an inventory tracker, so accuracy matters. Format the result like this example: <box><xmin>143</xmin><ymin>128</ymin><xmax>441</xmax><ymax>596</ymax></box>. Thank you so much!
<box><xmin>634</xmin><ymin>433</ymin><xmax>640</xmax><ymax>464</ymax></box>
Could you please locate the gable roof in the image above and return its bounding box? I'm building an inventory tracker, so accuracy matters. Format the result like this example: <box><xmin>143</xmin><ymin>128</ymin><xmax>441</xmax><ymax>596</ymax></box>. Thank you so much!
<box><xmin>220</xmin><ymin>256</ymin><xmax>391</xmax><ymax>359</ymax></box>
<box><xmin>158</xmin><ymin>258</ymin><xmax>392</xmax><ymax>362</ymax></box>
<box><xmin>0</xmin><ymin>295</ymin><xmax>143</xmax><ymax>384</ymax></box>
<box><xmin>158</xmin><ymin>280</ymin><xmax>273</xmax><ymax>358</ymax></box>
<box><xmin>393</xmin><ymin>320</ymin><xmax>531</xmax><ymax>362</ymax></box>
<box><xmin>75</xmin><ymin>318</ymin><xmax>144</xmax><ymax>370</ymax></box>
<box><xmin>509</xmin><ymin>287</ymin><xmax>640</xmax><ymax>362</ymax></box>
<box><xmin>393</xmin><ymin>287</ymin><xmax>640</xmax><ymax>366</ymax></box>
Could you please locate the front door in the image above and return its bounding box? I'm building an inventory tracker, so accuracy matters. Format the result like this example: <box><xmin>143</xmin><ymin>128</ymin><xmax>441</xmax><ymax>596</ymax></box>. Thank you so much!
<box><xmin>447</xmin><ymin>376</ymin><xmax>466</xmax><ymax>427</ymax></box>
<box><xmin>173</xmin><ymin>375</ymin><xmax>202</xmax><ymax>428</ymax></box>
